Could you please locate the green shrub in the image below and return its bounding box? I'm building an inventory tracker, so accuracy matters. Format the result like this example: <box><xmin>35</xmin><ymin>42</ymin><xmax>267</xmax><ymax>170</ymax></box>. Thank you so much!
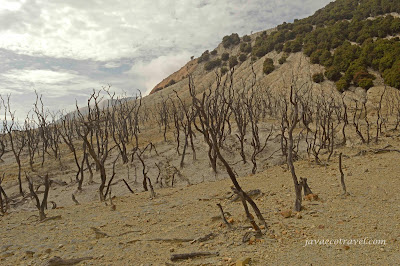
<box><xmin>204</xmin><ymin>58</ymin><xmax>222</xmax><ymax>71</ymax></box>
<box><xmin>324</xmin><ymin>66</ymin><xmax>342</xmax><ymax>81</ymax></box>
<box><xmin>310</xmin><ymin>49</ymin><xmax>323</xmax><ymax>64</ymax></box>
<box><xmin>383</xmin><ymin>60</ymin><xmax>400</xmax><ymax>89</ymax></box>
<box><xmin>165</xmin><ymin>79</ymin><xmax>176</xmax><ymax>88</ymax></box>
<box><xmin>274</xmin><ymin>43</ymin><xmax>284</xmax><ymax>53</ymax></box>
<box><xmin>263</xmin><ymin>58</ymin><xmax>274</xmax><ymax>74</ymax></box>
<box><xmin>243</xmin><ymin>35</ymin><xmax>251</xmax><ymax>42</ymax></box>
<box><xmin>240</xmin><ymin>43</ymin><xmax>252</xmax><ymax>54</ymax></box>
<box><xmin>357</xmin><ymin>78</ymin><xmax>374</xmax><ymax>90</ymax></box>
<box><xmin>336</xmin><ymin>78</ymin><xmax>350</xmax><ymax>92</ymax></box>
<box><xmin>229</xmin><ymin>56</ymin><xmax>238</xmax><ymax>68</ymax></box>
<box><xmin>239</xmin><ymin>53</ymin><xmax>247</xmax><ymax>62</ymax></box>
<box><xmin>223</xmin><ymin>33</ymin><xmax>240</xmax><ymax>48</ymax></box>
<box><xmin>221</xmin><ymin>67</ymin><xmax>228</xmax><ymax>75</ymax></box>
<box><xmin>353</xmin><ymin>70</ymin><xmax>375</xmax><ymax>87</ymax></box>
<box><xmin>211</xmin><ymin>49</ymin><xmax>217</xmax><ymax>55</ymax></box>
<box><xmin>197</xmin><ymin>50</ymin><xmax>210</xmax><ymax>63</ymax></box>
<box><xmin>312</xmin><ymin>73</ymin><xmax>324</xmax><ymax>83</ymax></box>
<box><xmin>221</xmin><ymin>52</ymin><xmax>230</xmax><ymax>61</ymax></box>
<box><xmin>279</xmin><ymin>54</ymin><xmax>288</xmax><ymax>64</ymax></box>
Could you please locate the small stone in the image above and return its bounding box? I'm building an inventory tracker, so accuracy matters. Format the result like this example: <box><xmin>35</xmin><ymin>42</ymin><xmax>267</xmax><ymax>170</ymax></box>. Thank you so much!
<box><xmin>223</xmin><ymin>257</ymin><xmax>232</xmax><ymax>262</ymax></box>
<box><xmin>44</xmin><ymin>248</ymin><xmax>52</xmax><ymax>254</ymax></box>
<box><xmin>236</xmin><ymin>257</ymin><xmax>251</xmax><ymax>266</ymax></box>
<box><xmin>57</xmin><ymin>244</ymin><xmax>63</xmax><ymax>249</ymax></box>
<box><xmin>25</xmin><ymin>251</ymin><xmax>35</xmax><ymax>258</ymax></box>
<box><xmin>280</xmin><ymin>210</ymin><xmax>292</xmax><ymax>218</ymax></box>
<box><xmin>227</xmin><ymin>218</ymin><xmax>235</xmax><ymax>224</ymax></box>
<box><xmin>1</xmin><ymin>252</ymin><xmax>14</xmax><ymax>259</ymax></box>
<box><xmin>249</xmin><ymin>236</ymin><xmax>256</xmax><ymax>244</ymax></box>
<box><xmin>296</xmin><ymin>212</ymin><xmax>302</xmax><ymax>219</ymax></box>
<box><xmin>169</xmin><ymin>248</ymin><xmax>174</xmax><ymax>252</ymax></box>
<box><xmin>343</xmin><ymin>245</ymin><xmax>350</xmax><ymax>250</ymax></box>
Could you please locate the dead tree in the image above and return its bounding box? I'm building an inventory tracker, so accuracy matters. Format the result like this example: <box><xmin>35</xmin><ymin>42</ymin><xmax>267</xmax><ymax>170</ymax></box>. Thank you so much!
<box><xmin>189</xmin><ymin>73</ymin><xmax>267</xmax><ymax>234</ymax></box>
<box><xmin>280</xmin><ymin>86</ymin><xmax>303</xmax><ymax>212</ymax></box>
<box><xmin>60</xmin><ymin>115</ymin><xmax>86</xmax><ymax>190</ymax></box>
<box><xmin>47</xmin><ymin>112</ymin><xmax>63</xmax><ymax>162</ymax></box>
<box><xmin>338</xmin><ymin>153</ymin><xmax>347</xmax><ymax>195</ymax></box>
<box><xmin>392</xmin><ymin>90</ymin><xmax>400</xmax><ymax>130</ymax></box>
<box><xmin>26</xmin><ymin>173</ymin><xmax>51</xmax><ymax>221</ymax></box>
<box><xmin>109</xmin><ymin>92</ymin><xmax>142</xmax><ymax>164</ymax></box>
<box><xmin>156</xmin><ymin>96</ymin><xmax>170</xmax><ymax>142</ymax></box>
<box><xmin>0</xmin><ymin>174</ymin><xmax>9</xmax><ymax>214</ymax></box>
<box><xmin>352</xmin><ymin>100</ymin><xmax>370</xmax><ymax>144</ymax></box>
<box><xmin>375</xmin><ymin>87</ymin><xmax>386</xmax><ymax>143</ymax></box>
<box><xmin>1</xmin><ymin>95</ymin><xmax>26</xmax><ymax>196</ymax></box>
<box><xmin>0</xmin><ymin>102</ymin><xmax>7</xmax><ymax>162</ymax></box>
<box><xmin>192</xmin><ymin>72</ymin><xmax>232</xmax><ymax>173</ymax></box>
<box><xmin>24</xmin><ymin>116</ymin><xmax>40</xmax><ymax>171</ymax></box>
<box><xmin>245</xmin><ymin>87</ymin><xmax>273</xmax><ymax>174</ymax></box>
<box><xmin>0</xmin><ymin>132</ymin><xmax>6</xmax><ymax>163</ymax></box>
<box><xmin>75</xmin><ymin>90</ymin><xmax>116</xmax><ymax>201</ymax></box>
<box><xmin>33</xmin><ymin>92</ymin><xmax>50</xmax><ymax>166</ymax></box>
<box><xmin>135</xmin><ymin>143</ymin><xmax>157</xmax><ymax>194</ymax></box>
<box><xmin>339</xmin><ymin>95</ymin><xmax>349</xmax><ymax>145</ymax></box>
<box><xmin>173</xmin><ymin>90</ymin><xmax>197</xmax><ymax>167</ymax></box>
<box><xmin>299</xmin><ymin>177</ymin><xmax>313</xmax><ymax>196</ymax></box>
<box><xmin>231</xmin><ymin>88</ymin><xmax>249</xmax><ymax>164</ymax></box>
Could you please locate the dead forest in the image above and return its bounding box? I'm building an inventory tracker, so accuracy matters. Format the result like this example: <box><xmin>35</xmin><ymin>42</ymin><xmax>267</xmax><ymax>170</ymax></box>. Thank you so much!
<box><xmin>1</xmin><ymin>64</ymin><xmax>400</xmax><ymax>263</ymax></box>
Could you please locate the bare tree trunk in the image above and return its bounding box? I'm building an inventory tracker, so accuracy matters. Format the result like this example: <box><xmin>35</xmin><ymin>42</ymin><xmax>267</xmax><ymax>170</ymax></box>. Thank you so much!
<box><xmin>339</xmin><ymin>153</ymin><xmax>347</xmax><ymax>195</ymax></box>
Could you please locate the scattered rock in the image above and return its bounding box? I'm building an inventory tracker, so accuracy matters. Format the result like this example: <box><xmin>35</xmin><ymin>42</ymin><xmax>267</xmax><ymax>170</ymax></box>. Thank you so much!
<box><xmin>236</xmin><ymin>257</ymin><xmax>251</xmax><ymax>266</ymax></box>
<box><xmin>304</xmin><ymin>194</ymin><xmax>319</xmax><ymax>201</ymax></box>
<box><xmin>296</xmin><ymin>212</ymin><xmax>302</xmax><ymax>219</ymax></box>
<box><xmin>280</xmin><ymin>210</ymin><xmax>292</xmax><ymax>218</ymax></box>
<box><xmin>343</xmin><ymin>245</ymin><xmax>350</xmax><ymax>250</ymax></box>
<box><xmin>25</xmin><ymin>250</ymin><xmax>35</xmax><ymax>258</ymax></box>
<box><xmin>1</xmin><ymin>252</ymin><xmax>14</xmax><ymax>259</ymax></box>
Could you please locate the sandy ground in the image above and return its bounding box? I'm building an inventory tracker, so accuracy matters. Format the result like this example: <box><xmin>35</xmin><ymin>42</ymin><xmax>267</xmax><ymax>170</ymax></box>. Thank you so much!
<box><xmin>1</xmin><ymin>134</ymin><xmax>399</xmax><ymax>265</ymax></box>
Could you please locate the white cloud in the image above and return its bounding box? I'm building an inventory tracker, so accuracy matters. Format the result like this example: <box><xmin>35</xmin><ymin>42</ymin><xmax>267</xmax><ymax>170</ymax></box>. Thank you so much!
<box><xmin>129</xmin><ymin>51</ymin><xmax>192</xmax><ymax>95</ymax></box>
<box><xmin>0</xmin><ymin>68</ymin><xmax>127</xmax><ymax>119</ymax></box>
<box><xmin>2</xmin><ymin>69</ymin><xmax>76</xmax><ymax>84</ymax></box>
<box><xmin>0</xmin><ymin>0</ymin><xmax>332</xmax><ymax>61</ymax></box>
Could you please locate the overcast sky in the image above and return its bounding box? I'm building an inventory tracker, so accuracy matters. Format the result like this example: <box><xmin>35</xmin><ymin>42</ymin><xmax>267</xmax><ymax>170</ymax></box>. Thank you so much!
<box><xmin>0</xmin><ymin>0</ymin><xmax>331</xmax><ymax>120</ymax></box>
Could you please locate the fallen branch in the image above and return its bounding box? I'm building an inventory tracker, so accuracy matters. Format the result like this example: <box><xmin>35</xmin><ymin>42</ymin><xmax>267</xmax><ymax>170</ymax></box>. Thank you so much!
<box><xmin>38</xmin><ymin>215</ymin><xmax>62</xmax><ymax>224</ymax></box>
<box><xmin>229</xmin><ymin>189</ymin><xmax>262</xmax><ymax>202</ymax></box>
<box><xmin>126</xmin><ymin>233</ymin><xmax>217</xmax><ymax>245</ymax></box>
<box><xmin>217</xmin><ymin>203</ymin><xmax>232</xmax><ymax>228</ymax></box>
<box><xmin>46</xmin><ymin>256</ymin><xmax>93</xmax><ymax>266</ymax></box>
<box><xmin>71</xmin><ymin>194</ymin><xmax>80</xmax><ymax>205</ymax></box>
<box><xmin>170</xmin><ymin>251</ymin><xmax>219</xmax><ymax>261</ymax></box>
<box><xmin>191</xmin><ymin>233</ymin><xmax>216</xmax><ymax>244</ymax></box>
<box><xmin>123</xmin><ymin>179</ymin><xmax>134</xmax><ymax>194</ymax></box>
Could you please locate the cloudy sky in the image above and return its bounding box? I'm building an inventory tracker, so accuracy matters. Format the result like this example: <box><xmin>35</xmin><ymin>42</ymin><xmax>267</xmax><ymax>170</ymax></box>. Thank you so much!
<box><xmin>0</xmin><ymin>0</ymin><xmax>331</xmax><ymax>120</ymax></box>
